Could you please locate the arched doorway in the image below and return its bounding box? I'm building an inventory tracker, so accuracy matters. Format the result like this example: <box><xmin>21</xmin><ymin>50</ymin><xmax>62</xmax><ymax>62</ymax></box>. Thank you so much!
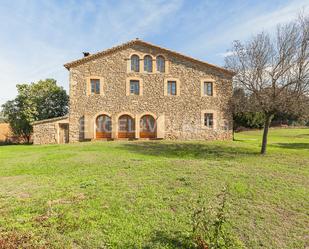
<box><xmin>96</xmin><ymin>115</ymin><xmax>112</xmax><ymax>139</ymax></box>
<box><xmin>118</xmin><ymin>115</ymin><xmax>135</xmax><ymax>139</ymax></box>
<box><xmin>140</xmin><ymin>115</ymin><xmax>156</xmax><ymax>138</ymax></box>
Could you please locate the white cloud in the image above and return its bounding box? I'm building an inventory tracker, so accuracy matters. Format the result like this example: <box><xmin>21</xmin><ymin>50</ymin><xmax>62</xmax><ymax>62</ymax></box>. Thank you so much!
<box><xmin>218</xmin><ymin>51</ymin><xmax>236</xmax><ymax>58</ymax></box>
<box><xmin>0</xmin><ymin>0</ymin><xmax>308</xmax><ymax>107</ymax></box>
<box><xmin>180</xmin><ymin>0</ymin><xmax>309</xmax><ymax>62</ymax></box>
<box><xmin>0</xmin><ymin>0</ymin><xmax>183</xmax><ymax>106</ymax></box>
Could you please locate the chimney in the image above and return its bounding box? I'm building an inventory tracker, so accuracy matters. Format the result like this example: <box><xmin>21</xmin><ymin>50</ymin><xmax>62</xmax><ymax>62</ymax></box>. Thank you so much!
<box><xmin>83</xmin><ymin>52</ymin><xmax>90</xmax><ymax>57</ymax></box>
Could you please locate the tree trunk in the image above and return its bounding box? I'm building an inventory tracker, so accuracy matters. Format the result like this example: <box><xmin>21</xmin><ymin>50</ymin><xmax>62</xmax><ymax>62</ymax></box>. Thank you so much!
<box><xmin>23</xmin><ymin>134</ymin><xmax>31</xmax><ymax>144</ymax></box>
<box><xmin>260</xmin><ymin>114</ymin><xmax>272</xmax><ymax>155</ymax></box>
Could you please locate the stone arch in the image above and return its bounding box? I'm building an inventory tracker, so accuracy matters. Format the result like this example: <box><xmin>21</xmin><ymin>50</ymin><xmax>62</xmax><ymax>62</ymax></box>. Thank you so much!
<box><xmin>139</xmin><ymin>113</ymin><xmax>157</xmax><ymax>139</ymax></box>
<box><xmin>156</xmin><ymin>54</ymin><xmax>166</xmax><ymax>73</ymax></box>
<box><xmin>93</xmin><ymin>112</ymin><xmax>112</xmax><ymax>139</ymax></box>
<box><xmin>130</xmin><ymin>54</ymin><xmax>140</xmax><ymax>72</ymax></box>
<box><xmin>117</xmin><ymin>112</ymin><xmax>135</xmax><ymax>139</ymax></box>
<box><xmin>143</xmin><ymin>54</ymin><xmax>153</xmax><ymax>73</ymax></box>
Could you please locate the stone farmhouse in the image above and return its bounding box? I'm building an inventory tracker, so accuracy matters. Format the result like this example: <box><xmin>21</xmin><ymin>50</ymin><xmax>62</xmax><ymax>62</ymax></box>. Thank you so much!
<box><xmin>32</xmin><ymin>39</ymin><xmax>234</xmax><ymax>145</ymax></box>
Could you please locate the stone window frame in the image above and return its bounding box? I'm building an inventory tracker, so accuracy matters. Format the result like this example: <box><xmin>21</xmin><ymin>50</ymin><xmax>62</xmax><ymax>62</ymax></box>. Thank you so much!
<box><xmin>201</xmin><ymin>110</ymin><xmax>217</xmax><ymax>130</ymax></box>
<box><xmin>164</xmin><ymin>78</ymin><xmax>180</xmax><ymax>96</ymax></box>
<box><xmin>127</xmin><ymin>52</ymin><xmax>143</xmax><ymax>73</ymax></box>
<box><xmin>155</xmin><ymin>54</ymin><xmax>169</xmax><ymax>74</ymax></box>
<box><xmin>86</xmin><ymin>76</ymin><xmax>104</xmax><ymax>96</ymax></box>
<box><xmin>143</xmin><ymin>54</ymin><xmax>155</xmax><ymax>73</ymax></box>
<box><xmin>126</xmin><ymin>77</ymin><xmax>143</xmax><ymax>96</ymax></box>
<box><xmin>200</xmin><ymin>78</ymin><xmax>216</xmax><ymax>97</ymax></box>
<box><xmin>130</xmin><ymin>54</ymin><xmax>140</xmax><ymax>72</ymax></box>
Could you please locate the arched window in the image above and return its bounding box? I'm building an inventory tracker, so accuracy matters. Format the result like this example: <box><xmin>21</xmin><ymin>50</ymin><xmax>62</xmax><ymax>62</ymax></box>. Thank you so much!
<box><xmin>96</xmin><ymin>115</ymin><xmax>112</xmax><ymax>138</ymax></box>
<box><xmin>156</xmin><ymin>55</ymin><xmax>165</xmax><ymax>73</ymax></box>
<box><xmin>140</xmin><ymin>115</ymin><xmax>156</xmax><ymax>138</ymax></box>
<box><xmin>118</xmin><ymin>115</ymin><xmax>135</xmax><ymax>139</ymax></box>
<box><xmin>140</xmin><ymin>115</ymin><xmax>155</xmax><ymax>132</ymax></box>
<box><xmin>144</xmin><ymin>55</ymin><xmax>153</xmax><ymax>73</ymax></box>
<box><xmin>131</xmin><ymin>55</ymin><xmax>140</xmax><ymax>72</ymax></box>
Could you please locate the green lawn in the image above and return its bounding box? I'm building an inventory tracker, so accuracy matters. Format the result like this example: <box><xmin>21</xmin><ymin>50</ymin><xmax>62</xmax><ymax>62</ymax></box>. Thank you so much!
<box><xmin>0</xmin><ymin>128</ymin><xmax>308</xmax><ymax>248</ymax></box>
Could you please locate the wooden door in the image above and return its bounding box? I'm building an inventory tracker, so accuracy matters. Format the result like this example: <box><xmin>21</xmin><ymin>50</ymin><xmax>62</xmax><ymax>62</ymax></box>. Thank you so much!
<box><xmin>118</xmin><ymin>115</ymin><xmax>135</xmax><ymax>139</ymax></box>
<box><xmin>59</xmin><ymin>124</ymin><xmax>69</xmax><ymax>144</ymax></box>
<box><xmin>140</xmin><ymin>115</ymin><xmax>156</xmax><ymax>138</ymax></box>
<box><xmin>96</xmin><ymin>115</ymin><xmax>112</xmax><ymax>139</ymax></box>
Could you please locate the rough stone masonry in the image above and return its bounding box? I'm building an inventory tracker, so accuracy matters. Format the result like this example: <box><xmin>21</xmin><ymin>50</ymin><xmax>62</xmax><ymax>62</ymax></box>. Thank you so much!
<box><xmin>33</xmin><ymin>39</ymin><xmax>234</xmax><ymax>144</ymax></box>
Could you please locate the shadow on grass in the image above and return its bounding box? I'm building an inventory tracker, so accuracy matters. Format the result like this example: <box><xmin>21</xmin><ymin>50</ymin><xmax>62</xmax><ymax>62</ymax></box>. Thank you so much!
<box><xmin>295</xmin><ymin>133</ymin><xmax>309</xmax><ymax>138</ymax></box>
<box><xmin>120</xmin><ymin>141</ymin><xmax>258</xmax><ymax>160</ymax></box>
<box><xmin>144</xmin><ymin>231</ymin><xmax>193</xmax><ymax>249</ymax></box>
<box><xmin>122</xmin><ymin>231</ymin><xmax>193</xmax><ymax>249</ymax></box>
<box><xmin>272</xmin><ymin>143</ymin><xmax>309</xmax><ymax>150</ymax></box>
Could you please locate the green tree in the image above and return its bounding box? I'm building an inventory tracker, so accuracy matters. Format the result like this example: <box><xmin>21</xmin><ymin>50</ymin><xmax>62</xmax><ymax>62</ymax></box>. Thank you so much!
<box><xmin>1</xmin><ymin>79</ymin><xmax>68</xmax><ymax>143</ymax></box>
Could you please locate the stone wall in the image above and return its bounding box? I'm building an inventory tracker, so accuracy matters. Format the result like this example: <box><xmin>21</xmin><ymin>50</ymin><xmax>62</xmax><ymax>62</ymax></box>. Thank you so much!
<box><xmin>32</xmin><ymin>117</ymin><xmax>68</xmax><ymax>145</ymax></box>
<box><xmin>0</xmin><ymin>123</ymin><xmax>12</xmax><ymax>142</ymax></box>
<box><xmin>68</xmin><ymin>43</ymin><xmax>233</xmax><ymax>142</ymax></box>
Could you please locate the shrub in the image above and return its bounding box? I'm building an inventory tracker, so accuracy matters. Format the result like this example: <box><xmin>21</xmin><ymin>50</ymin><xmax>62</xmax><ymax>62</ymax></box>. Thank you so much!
<box><xmin>234</xmin><ymin>112</ymin><xmax>265</xmax><ymax>130</ymax></box>
<box><xmin>191</xmin><ymin>187</ymin><xmax>242</xmax><ymax>249</ymax></box>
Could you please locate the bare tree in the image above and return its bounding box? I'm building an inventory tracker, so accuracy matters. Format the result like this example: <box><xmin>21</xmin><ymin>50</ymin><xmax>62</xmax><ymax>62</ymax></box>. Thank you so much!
<box><xmin>225</xmin><ymin>14</ymin><xmax>309</xmax><ymax>154</ymax></box>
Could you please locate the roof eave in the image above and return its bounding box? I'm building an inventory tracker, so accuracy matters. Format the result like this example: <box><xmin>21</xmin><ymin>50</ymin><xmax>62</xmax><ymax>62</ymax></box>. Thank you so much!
<box><xmin>63</xmin><ymin>39</ymin><xmax>235</xmax><ymax>77</ymax></box>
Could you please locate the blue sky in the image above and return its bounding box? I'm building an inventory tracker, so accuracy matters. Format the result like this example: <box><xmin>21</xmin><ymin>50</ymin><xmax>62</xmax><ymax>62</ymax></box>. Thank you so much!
<box><xmin>0</xmin><ymin>0</ymin><xmax>308</xmax><ymax>106</ymax></box>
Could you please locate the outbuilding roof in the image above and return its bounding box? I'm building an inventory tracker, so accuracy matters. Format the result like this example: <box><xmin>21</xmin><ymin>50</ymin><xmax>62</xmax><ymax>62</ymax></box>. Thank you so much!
<box><xmin>32</xmin><ymin>115</ymin><xmax>69</xmax><ymax>125</ymax></box>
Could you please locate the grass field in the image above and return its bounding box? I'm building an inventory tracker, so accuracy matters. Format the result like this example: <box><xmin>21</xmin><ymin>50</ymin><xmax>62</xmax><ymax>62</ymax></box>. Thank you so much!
<box><xmin>0</xmin><ymin>128</ymin><xmax>308</xmax><ymax>248</ymax></box>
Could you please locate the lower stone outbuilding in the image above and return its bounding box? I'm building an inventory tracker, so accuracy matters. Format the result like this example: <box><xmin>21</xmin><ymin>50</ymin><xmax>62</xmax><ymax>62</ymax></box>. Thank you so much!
<box><xmin>32</xmin><ymin>116</ymin><xmax>69</xmax><ymax>145</ymax></box>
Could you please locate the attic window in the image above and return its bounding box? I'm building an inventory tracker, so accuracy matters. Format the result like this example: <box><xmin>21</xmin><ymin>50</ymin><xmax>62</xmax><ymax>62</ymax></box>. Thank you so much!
<box><xmin>131</xmin><ymin>55</ymin><xmax>140</xmax><ymax>72</ymax></box>
<box><xmin>156</xmin><ymin>55</ymin><xmax>165</xmax><ymax>73</ymax></box>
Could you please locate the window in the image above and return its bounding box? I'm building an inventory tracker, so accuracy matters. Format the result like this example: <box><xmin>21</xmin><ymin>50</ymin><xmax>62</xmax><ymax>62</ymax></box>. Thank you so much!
<box><xmin>156</xmin><ymin>55</ymin><xmax>165</xmax><ymax>73</ymax></box>
<box><xmin>144</xmin><ymin>55</ymin><xmax>153</xmax><ymax>73</ymax></box>
<box><xmin>90</xmin><ymin>79</ymin><xmax>100</xmax><ymax>94</ymax></box>
<box><xmin>130</xmin><ymin>80</ymin><xmax>140</xmax><ymax>95</ymax></box>
<box><xmin>140</xmin><ymin>115</ymin><xmax>156</xmax><ymax>138</ymax></box>
<box><xmin>140</xmin><ymin>115</ymin><xmax>156</xmax><ymax>132</ymax></box>
<box><xmin>204</xmin><ymin>82</ymin><xmax>213</xmax><ymax>96</ymax></box>
<box><xmin>131</xmin><ymin>55</ymin><xmax>140</xmax><ymax>72</ymax></box>
<box><xmin>167</xmin><ymin>81</ymin><xmax>177</xmax><ymax>95</ymax></box>
<box><xmin>204</xmin><ymin>113</ymin><xmax>214</xmax><ymax>128</ymax></box>
<box><xmin>96</xmin><ymin>115</ymin><xmax>112</xmax><ymax>133</ymax></box>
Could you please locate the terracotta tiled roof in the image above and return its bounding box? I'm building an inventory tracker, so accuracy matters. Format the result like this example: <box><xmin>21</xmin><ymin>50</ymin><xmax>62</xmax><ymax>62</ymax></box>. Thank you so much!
<box><xmin>63</xmin><ymin>39</ymin><xmax>235</xmax><ymax>76</ymax></box>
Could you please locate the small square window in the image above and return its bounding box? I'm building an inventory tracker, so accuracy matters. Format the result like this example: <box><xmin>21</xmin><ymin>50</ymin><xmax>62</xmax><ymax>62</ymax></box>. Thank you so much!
<box><xmin>130</xmin><ymin>80</ymin><xmax>140</xmax><ymax>95</ymax></box>
<box><xmin>204</xmin><ymin>82</ymin><xmax>213</xmax><ymax>96</ymax></box>
<box><xmin>204</xmin><ymin>113</ymin><xmax>214</xmax><ymax>128</ymax></box>
<box><xmin>167</xmin><ymin>81</ymin><xmax>177</xmax><ymax>95</ymax></box>
<box><xmin>90</xmin><ymin>79</ymin><xmax>100</xmax><ymax>94</ymax></box>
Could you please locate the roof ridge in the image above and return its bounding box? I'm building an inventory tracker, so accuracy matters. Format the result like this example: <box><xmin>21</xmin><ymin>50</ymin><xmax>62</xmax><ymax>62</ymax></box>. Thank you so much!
<box><xmin>64</xmin><ymin>39</ymin><xmax>138</xmax><ymax>69</ymax></box>
<box><xmin>64</xmin><ymin>39</ymin><xmax>235</xmax><ymax>76</ymax></box>
<box><xmin>32</xmin><ymin>115</ymin><xmax>69</xmax><ymax>125</ymax></box>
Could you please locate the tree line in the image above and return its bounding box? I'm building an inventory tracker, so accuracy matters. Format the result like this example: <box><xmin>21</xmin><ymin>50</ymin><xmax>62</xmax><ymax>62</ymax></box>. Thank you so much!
<box><xmin>231</xmin><ymin>88</ymin><xmax>309</xmax><ymax>131</ymax></box>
